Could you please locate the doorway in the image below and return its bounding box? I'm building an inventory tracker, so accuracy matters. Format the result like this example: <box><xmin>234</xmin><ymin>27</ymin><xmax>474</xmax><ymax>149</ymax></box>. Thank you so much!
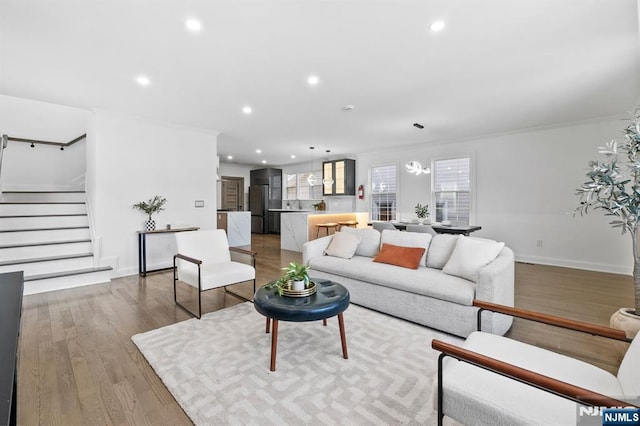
<box><xmin>221</xmin><ymin>176</ymin><xmax>245</xmax><ymax>211</ymax></box>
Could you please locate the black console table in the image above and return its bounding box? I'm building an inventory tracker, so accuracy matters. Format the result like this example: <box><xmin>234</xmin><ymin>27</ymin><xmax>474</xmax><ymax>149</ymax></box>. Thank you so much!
<box><xmin>137</xmin><ymin>227</ymin><xmax>200</xmax><ymax>276</ymax></box>
<box><xmin>0</xmin><ymin>271</ymin><xmax>23</xmax><ymax>426</ymax></box>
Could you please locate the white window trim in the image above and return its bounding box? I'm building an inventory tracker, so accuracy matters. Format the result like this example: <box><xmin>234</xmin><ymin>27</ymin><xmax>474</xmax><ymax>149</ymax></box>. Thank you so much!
<box><xmin>430</xmin><ymin>152</ymin><xmax>476</xmax><ymax>225</ymax></box>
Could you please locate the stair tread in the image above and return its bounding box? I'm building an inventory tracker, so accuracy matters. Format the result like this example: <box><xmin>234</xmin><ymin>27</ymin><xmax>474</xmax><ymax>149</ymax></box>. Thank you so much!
<box><xmin>0</xmin><ymin>252</ymin><xmax>94</xmax><ymax>266</ymax></box>
<box><xmin>0</xmin><ymin>239</ymin><xmax>91</xmax><ymax>249</ymax></box>
<box><xmin>0</xmin><ymin>226</ymin><xmax>89</xmax><ymax>233</ymax></box>
<box><xmin>0</xmin><ymin>201</ymin><xmax>85</xmax><ymax>204</ymax></box>
<box><xmin>2</xmin><ymin>190</ymin><xmax>85</xmax><ymax>193</ymax></box>
<box><xmin>0</xmin><ymin>214</ymin><xmax>88</xmax><ymax>218</ymax></box>
<box><xmin>25</xmin><ymin>266</ymin><xmax>112</xmax><ymax>282</ymax></box>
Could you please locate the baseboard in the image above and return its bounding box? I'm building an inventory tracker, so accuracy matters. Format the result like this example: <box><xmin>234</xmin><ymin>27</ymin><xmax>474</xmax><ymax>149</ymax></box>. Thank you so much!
<box><xmin>515</xmin><ymin>255</ymin><xmax>632</xmax><ymax>276</ymax></box>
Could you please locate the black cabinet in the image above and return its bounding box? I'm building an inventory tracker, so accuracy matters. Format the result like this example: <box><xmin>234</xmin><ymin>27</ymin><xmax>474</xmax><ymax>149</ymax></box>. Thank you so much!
<box><xmin>269</xmin><ymin>211</ymin><xmax>281</xmax><ymax>234</ymax></box>
<box><xmin>322</xmin><ymin>159</ymin><xmax>356</xmax><ymax>196</ymax></box>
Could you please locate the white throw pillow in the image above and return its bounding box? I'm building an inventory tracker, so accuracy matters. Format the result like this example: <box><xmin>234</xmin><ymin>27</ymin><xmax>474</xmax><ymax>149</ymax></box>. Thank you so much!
<box><xmin>426</xmin><ymin>234</ymin><xmax>460</xmax><ymax>269</ymax></box>
<box><xmin>340</xmin><ymin>227</ymin><xmax>381</xmax><ymax>257</ymax></box>
<box><xmin>442</xmin><ymin>236</ymin><xmax>505</xmax><ymax>282</ymax></box>
<box><xmin>380</xmin><ymin>229</ymin><xmax>432</xmax><ymax>265</ymax></box>
<box><xmin>324</xmin><ymin>232</ymin><xmax>362</xmax><ymax>259</ymax></box>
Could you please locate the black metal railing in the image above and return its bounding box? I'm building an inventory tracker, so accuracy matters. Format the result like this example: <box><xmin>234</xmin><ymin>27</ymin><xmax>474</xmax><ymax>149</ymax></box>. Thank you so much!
<box><xmin>4</xmin><ymin>133</ymin><xmax>86</xmax><ymax>150</ymax></box>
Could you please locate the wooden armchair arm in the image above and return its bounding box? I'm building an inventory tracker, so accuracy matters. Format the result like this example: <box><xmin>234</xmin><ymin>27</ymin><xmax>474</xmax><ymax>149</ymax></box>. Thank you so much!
<box><xmin>174</xmin><ymin>253</ymin><xmax>202</xmax><ymax>265</ymax></box>
<box><xmin>431</xmin><ymin>339</ymin><xmax>637</xmax><ymax>409</ymax></box>
<box><xmin>473</xmin><ymin>300</ymin><xmax>630</xmax><ymax>342</ymax></box>
<box><xmin>230</xmin><ymin>247</ymin><xmax>257</xmax><ymax>258</ymax></box>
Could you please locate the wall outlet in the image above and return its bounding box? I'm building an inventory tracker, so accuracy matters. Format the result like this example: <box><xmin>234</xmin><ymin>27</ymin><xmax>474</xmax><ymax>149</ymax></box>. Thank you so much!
<box><xmin>195</xmin><ymin>200</ymin><xmax>204</xmax><ymax>208</ymax></box>
<box><xmin>536</xmin><ymin>240</ymin><xmax>543</xmax><ymax>247</ymax></box>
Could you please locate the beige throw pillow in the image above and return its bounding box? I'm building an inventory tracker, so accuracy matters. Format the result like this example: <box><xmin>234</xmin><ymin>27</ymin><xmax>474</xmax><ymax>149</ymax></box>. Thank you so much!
<box><xmin>340</xmin><ymin>227</ymin><xmax>381</xmax><ymax>257</ymax></box>
<box><xmin>442</xmin><ymin>236</ymin><xmax>505</xmax><ymax>282</ymax></box>
<box><xmin>324</xmin><ymin>232</ymin><xmax>362</xmax><ymax>259</ymax></box>
<box><xmin>426</xmin><ymin>234</ymin><xmax>460</xmax><ymax>269</ymax></box>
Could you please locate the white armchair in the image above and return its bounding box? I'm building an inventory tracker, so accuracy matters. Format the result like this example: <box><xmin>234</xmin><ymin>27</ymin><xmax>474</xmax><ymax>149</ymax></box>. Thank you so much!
<box><xmin>432</xmin><ymin>300</ymin><xmax>639</xmax><ymax>425</ymax></box>
<box><xmin>173</xmin><ymin>229</ymin><xmax>256</xmax><ymax>318</ymax></box>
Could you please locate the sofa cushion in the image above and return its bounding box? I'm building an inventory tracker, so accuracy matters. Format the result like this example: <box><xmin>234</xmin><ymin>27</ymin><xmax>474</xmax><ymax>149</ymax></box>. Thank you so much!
<box><xmin>426</xmin><ymin>234</ymin><xmax>459</xmax><ymax>269</ymax></box>
<box><xmin>373</xmin><ymin>243</ymin><xmax>425</xmax><ymax>269</ymax></box>
<box><xmin>443</xmin><ymin>236</ymin><xmax>505</xmax><ymax>282</ymax></box>
<box><xmin>340</xmin><ymin>227</ymin><xmax>381</xmax><ymax>257</ymax></box>
<box><xmin>380</xmin><ymin>229</ymin><xmax>432</xmax><ymax>265</ymax></box>
<box><xmin>324</xmin><ymin>231</ymin><xmax>362</xmax><ymax>259</ymax></box>
<box><xmin>308</xmin><ymin>255</ymin><xmax>475</xmax><ymax>305</ymax></box>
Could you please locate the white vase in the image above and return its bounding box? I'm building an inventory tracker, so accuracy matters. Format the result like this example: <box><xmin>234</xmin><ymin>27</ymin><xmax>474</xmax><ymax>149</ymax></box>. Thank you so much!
<box><xmin>292</xmin><ymin>280</ymin><xmax>305</xmax><ymax>291</ymax></box>
<box><xmin>609</xmin><ymin>308</ymin><xmax>640</xmax><ymax>338</ymax></box>
<box><xmin>422</xmin><ymin>218</ymin><xmax>431</xmax><ymax>225</ymax></box>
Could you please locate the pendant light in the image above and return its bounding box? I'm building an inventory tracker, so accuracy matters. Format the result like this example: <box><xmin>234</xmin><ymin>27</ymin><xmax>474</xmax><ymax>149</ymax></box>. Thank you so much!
<box><xmin>322</xmin><ymin>149</ymin><xmax>334</xmax><ymax>185</ymax></box>
<box><xmin>307</xmin><ymin>146</ymin><xmax>317</xmax><ymax>186</ymax></box>
<box><xmin>405</xmin><ymin>160</ymin><xmax>430</xmax><ymax>175</ymax></box>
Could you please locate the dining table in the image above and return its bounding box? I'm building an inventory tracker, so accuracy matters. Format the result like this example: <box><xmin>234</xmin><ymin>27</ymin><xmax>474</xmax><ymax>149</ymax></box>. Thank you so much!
<box><xmin>383</xmin><ymin>222</ymin><xmax>482</xmax><ymax>236</ymax></box>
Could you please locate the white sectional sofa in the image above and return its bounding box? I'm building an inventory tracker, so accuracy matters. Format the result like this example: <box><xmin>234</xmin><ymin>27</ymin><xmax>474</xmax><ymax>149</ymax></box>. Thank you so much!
<box><xmin>302</xmin><ymin>228</ymin><xmax>515</xmax><ymax>337</ymax></box>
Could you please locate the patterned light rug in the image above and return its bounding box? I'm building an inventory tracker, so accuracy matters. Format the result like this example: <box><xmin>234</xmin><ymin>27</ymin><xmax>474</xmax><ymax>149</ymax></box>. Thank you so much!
<box><xmin>132</xmin><ymin>302</ymin><xmax>462</xmax><ymax>425</ymax></box>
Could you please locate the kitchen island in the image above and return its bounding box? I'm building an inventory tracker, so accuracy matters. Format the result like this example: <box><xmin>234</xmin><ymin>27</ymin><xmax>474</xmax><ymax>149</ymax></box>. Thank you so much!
<box><xmin>280</xmin><ymin>211</ymin><xmax>369</xmax><ymax>252</ymax></box>
<box><xmin>217</xmin><ymin>211</ymin><xmax>251</xmax><ymax>246</ymax></box>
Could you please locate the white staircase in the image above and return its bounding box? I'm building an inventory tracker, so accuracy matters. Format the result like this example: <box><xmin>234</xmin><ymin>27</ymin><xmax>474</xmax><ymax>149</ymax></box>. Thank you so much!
<box><xmin>0</xmin><ymin>190</ymin><xmax>112</xmax><ymax>295</ymax></box>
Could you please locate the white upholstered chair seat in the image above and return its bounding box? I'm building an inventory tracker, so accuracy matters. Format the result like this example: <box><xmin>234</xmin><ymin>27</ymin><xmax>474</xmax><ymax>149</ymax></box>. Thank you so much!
<box><xmin>179</xmin><ymin>261</ymin><xmax>255</xmax><ymax>291</ymax></box>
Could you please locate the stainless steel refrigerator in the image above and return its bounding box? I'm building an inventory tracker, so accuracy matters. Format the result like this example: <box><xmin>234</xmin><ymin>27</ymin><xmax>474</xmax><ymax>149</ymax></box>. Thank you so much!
<box><xmin>249</xmin><ymin>185</ymin><xmax>270</xmax><ymax>233</ymax></box>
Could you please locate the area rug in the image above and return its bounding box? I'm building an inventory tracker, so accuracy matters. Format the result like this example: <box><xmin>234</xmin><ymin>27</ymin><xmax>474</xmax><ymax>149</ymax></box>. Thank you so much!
<box><xmin>132</xmin><ymin>302</ymin><xmax>462</xmax><ymax>425</ymax></box>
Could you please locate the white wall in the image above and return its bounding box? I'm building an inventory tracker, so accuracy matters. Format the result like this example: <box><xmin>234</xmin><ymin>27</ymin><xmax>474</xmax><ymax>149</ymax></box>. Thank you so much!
<box><xmin>355</xmin><ymin>117</ymin><xmax>632</xmax><ymax>274</ymax></box>
<box><xmin>0</xmin><ymin>95</ymin><xmax>88</xmax><ymax>190</ymax></box>
<box><xmin>87</xmin><ymin>111</ymin><xmax>219</xmax><ymax>276</ymax></box>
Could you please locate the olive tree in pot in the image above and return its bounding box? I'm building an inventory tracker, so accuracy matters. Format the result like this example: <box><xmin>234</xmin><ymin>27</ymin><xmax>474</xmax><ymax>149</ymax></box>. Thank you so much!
<box><xmin>575</xmin><ymin>109</ymin><xmax>640</xmax><ymax>337</ymax></box>
<box><xmin>133</xmin><ymin>195</ymin><xmax>167</xmax><ymax>231</ymax></box>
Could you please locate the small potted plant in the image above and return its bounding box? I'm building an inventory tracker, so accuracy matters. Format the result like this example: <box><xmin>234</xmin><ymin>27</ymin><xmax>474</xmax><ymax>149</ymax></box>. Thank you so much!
<box><xmin>282</xmin><ymin>262</ymin><xmax>310</xmax><ymax>291</ymax></box>
<box><xmin>133</xmin><ymin>195</ymin><xmax>167</xmax><ymax>231</ymax></box>
<box><xmin>415</xmin><ymin>203</ymin><xmax>430</xmax><ymax>224</ymax></box>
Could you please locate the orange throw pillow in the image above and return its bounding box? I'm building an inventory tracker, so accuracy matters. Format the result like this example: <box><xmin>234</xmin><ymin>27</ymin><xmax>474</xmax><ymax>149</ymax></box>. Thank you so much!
<box><xmin>373</xmin><ymin>243</ymin><xmax>426</xmax><ymax>269</ymax></box>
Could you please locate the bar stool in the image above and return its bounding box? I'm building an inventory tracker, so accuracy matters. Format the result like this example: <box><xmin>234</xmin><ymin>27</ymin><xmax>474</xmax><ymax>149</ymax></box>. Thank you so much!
<box><xmin>337</xmin><ymin>220</ymin><xmax>358</xmax><ymax>231</ymax></box>
<box><xmin>316</xmin><ymin>222</ymin><xmax>339</xmax><ymax>238</ymax></box>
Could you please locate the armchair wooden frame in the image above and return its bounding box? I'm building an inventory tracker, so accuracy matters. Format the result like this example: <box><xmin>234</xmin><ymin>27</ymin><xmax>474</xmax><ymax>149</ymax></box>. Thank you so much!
<box><xmin>432</xmin><ymin>300</ymin><xmax>637</xmax><ymax>426</ymax></box>
<box><xmin>173</xmin><ymin>246</ymin><xmax>257</xmax><ymax>319</ymax></box>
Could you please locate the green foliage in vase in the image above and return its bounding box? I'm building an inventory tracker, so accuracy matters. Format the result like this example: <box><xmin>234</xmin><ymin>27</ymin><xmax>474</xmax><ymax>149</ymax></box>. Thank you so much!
<box><xmin>414</xmin><ymin>203</ymin><xmax>430</xmax><ymax>219</ymax></box>
<box><xmin>133</xmin><ymin>195</ymin><xmax>167</xmax><ymax>220</ymax></box>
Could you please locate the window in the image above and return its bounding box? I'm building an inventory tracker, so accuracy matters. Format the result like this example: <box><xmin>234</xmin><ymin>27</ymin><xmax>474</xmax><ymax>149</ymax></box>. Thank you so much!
<box><xmin>433</xmin><ymin>157</ymin><xmax>471</xmax><ymax>225</ymax></box>
<box><xmin>285</xmin><ymin>170</ymin><xmax>322</xmax><ymax>199</ymax></box>
<box><xmin>370</xmin><ymin>164</ymin><xmax>397</xmax><ymax>221</ymax></box>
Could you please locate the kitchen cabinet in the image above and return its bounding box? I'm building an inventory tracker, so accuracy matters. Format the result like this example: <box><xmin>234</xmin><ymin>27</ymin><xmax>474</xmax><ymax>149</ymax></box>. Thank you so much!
<box><xmin>322</xmin><ymin>159</ymin><xmax>356</xmax><ymax>196</ymax></box>
<box><xmin>269</xmin><ymin>211</ymin><xmax>281</xmax><ymax>234</ymax></box>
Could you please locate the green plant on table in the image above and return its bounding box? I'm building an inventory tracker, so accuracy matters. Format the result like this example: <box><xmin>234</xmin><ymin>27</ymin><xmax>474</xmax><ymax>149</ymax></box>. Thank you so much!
<box><xmin>414</xmin><ymin>203</ymin><xmax>430</xmax><ymax>219</ymax></box>
<box><xmin>267</xmin><ymin>262</ymin><xmax>311</xmax><ymax>295</ymax></box>
<box><xmin>133</xmin><ymin>195</ymin><xmax>167</xmax><ymax>220</ymax></box>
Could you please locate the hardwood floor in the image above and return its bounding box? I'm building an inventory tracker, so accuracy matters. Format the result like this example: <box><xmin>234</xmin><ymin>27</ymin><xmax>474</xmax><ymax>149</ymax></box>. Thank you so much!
<box><xmin>17</xmin><ymin>234</ymin><xmax>634</xmax><ymax>425</ymax></box>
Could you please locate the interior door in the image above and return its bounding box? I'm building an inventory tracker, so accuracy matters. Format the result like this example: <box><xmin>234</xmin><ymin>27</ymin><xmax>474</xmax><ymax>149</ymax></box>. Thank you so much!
<box><xmin>221</xmin><ymin>177</ymin><xmax>244</xmax><ymax>211</ymax></box>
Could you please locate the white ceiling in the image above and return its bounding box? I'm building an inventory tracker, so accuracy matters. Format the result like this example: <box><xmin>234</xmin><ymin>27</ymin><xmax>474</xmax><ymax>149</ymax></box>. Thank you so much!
<box><xmin>1</xmin><ymin>0</ymin><xmax>638</xmax><ymax>166</ymax></box>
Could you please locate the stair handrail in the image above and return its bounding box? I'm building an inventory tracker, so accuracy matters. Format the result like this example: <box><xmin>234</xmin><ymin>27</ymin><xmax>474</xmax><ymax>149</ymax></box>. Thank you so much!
<box><xmin>5</xmin><ymin>133</ymin><xmax>86</xmax><ymax>149</ymax></box>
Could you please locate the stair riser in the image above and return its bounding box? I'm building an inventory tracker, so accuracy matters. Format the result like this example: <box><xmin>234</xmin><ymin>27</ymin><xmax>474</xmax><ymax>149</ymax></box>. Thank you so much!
<box><xmin>0</xmin><ymin>242</ymin><xmax>93</xmax><ymax>262</ymax></box>
<box><xmin>0</xmin><ymin>216</ymin><xmax>89</xmax><ymax>229</ymax></box>
<box><xmin>0</xmin><ymin>228</ymin><xmax>91</xmax><ymax>245</ymax></box>
<box><xmin>0</xmin><ymin>192</ymin><xmax>86</xmax><ymax>202</ymax></box>
<box><xmin>24</xmin><ymin>271</ymin><xmax>111</xmax><ymax>296</ymax></box>
<box><xmin>0</xmin><ymin>256</ymin><xmax>94</xmax><ymax>275</ymax></box>
<box><xmin>0</xmin><ymin>204</ymin><xmax>86</xmax><ymax>215</ymax></box>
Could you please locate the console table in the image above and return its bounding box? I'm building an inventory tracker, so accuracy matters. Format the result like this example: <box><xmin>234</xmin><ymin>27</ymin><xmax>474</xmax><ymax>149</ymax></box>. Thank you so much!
<box><xmin>137</xmin><ymin>227</ymin><xmax>199</xmax><ymax>276</ymax></box>
<box><xmin>0</xmin><ymin>271</ymin><xmax>23</xmax><ymax>426</ymax></box>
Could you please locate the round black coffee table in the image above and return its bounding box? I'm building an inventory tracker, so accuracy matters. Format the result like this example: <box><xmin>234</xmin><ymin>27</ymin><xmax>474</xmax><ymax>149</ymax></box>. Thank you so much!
<box><xmin>254</xmin><ymin>278</ymin><xmax>350</xmax><ymax>371</ymax></box>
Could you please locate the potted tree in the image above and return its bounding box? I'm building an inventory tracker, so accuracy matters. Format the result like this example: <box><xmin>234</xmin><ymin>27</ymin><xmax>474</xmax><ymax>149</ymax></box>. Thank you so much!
<box><xmin>133</xmin><ymin>195</ymin><xmax>167</xmax><ymax>231</ymax></box>
<box><xmin>575</xmin><ymin>109</ymin><xmax>640</xmax><ymax>337</ymax></box>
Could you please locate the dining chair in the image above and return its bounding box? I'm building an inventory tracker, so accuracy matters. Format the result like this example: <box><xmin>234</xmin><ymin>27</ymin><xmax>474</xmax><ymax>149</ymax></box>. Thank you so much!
<box><xmin>372</xmin><ymin>221</ymin><xmax>398</xmax><ymax>232</ymax></box>
<box><xmin>173</xmin><ymin>229</ymin><xmax>257</xmax><ymax>318</ymax></box>
<box><xmin>405</xmin><ymin>224</ymin><xmax>437</xmax><ymax>235</ymax></box>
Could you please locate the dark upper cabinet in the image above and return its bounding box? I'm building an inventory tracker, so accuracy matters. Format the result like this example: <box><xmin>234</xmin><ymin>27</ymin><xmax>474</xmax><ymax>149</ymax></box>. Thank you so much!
<box><xmin>250</xmin><ymin>168</ymin><xmax>281</xmax><ymax>186</ymax></box>
<box><xmin>322</xmin><ymin>159</ymin><xmax>356</xmax><ymax>196</ymax></box>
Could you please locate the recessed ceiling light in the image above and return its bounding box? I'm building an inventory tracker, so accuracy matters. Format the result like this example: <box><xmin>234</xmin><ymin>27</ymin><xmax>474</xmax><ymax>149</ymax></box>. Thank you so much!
<box><xmin>227</xmin><ymin>155</ymin><xmax>233</xmax><ymax>160</ymax></box>
<box><xmin>343</xmin><ymin>105</ymin><xmax>355</xmax><ymax>111</ymax></box>
<box><xmin>307</xmin><ymin>75</ymin><xmax>320</xmax><ymax>86</ymax></box>
<box><xmin>242</xmin><ymin>106</ymin><xmax>252</xmax><ymax>114</ymax></box>
<box><xmin>256</xmin><ymin>149</ymin><xmax>262</xmax><ymax>154</ymax></box>
<box><xmin>291</xmin><ymin>154</ymin><xmax>296</xmax><ymax>159</ymax></box>
<box><xmin>430</xmin><ymin>20</ymin><xmax>446</xmax><ymax>32</ymax></box>
<box><xmin>185</xmin><ymin>19</ymin><xmax>202</xmax><ymax>32</ymax></box>
<box><xmin>136</xmin><ymin>75</ymin><xmax>150</xmax><ymax>86</ymax></box>
<box><xmin>261</xmin><ymin>160</ymin><xmax>267</xmax><ymax>164</ymax></box>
